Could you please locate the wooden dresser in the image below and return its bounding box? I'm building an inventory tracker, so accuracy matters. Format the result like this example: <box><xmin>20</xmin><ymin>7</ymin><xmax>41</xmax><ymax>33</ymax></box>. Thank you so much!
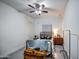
<box><xmin>53</xmin><ymin>37</ymin><xmax>63</xmax><ymax>45</ymax></box>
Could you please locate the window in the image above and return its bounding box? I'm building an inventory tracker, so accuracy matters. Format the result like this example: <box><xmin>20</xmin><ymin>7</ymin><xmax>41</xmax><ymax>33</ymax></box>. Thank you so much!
<box><xmin>42</xmin><ymin>24</ymin><xmax>52</xmax><ymax>32</ymax></box>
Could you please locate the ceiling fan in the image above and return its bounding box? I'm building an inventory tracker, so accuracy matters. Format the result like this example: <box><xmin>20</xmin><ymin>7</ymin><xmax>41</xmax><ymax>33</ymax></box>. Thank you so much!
<box><xmin>28</xmin><ymin>3</ymin><xmax>48</xmax><ymax>15</ymax></box>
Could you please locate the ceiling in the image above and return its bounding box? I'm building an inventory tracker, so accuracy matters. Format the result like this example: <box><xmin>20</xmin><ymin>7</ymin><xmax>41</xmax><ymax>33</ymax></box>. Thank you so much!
<box><xmin>0</xmin><ymin>0</ymin><xmax>68</xmax><ymax>18</ymax></box>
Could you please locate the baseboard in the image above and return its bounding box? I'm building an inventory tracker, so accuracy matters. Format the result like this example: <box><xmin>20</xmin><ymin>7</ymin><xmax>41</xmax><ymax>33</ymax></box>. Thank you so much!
<box><xmin>0</xmin><ymin>45</ymin><xmax>25</xmax><ymax>58</ymax></box>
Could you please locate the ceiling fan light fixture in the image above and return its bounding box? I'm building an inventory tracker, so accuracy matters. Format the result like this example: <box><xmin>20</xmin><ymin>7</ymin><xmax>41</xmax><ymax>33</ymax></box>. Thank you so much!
<box><xmin>39</xmin><ymin>4</ymin><xmax>45</xmax><ymax>10</ymax></box>
<box><xmin>39</xmin><ymin>11</ymin><xmax>42</xmax><ymax>14</ymax></box>
<box><xmin>35</xmin><ymin>10</ymin><xmax>41</xmax><ymax>15</ymax></box>
<box><xmin>39</xmin><ymin>7</ymin><xmax>42</xmax><ymax>10</ymax></box>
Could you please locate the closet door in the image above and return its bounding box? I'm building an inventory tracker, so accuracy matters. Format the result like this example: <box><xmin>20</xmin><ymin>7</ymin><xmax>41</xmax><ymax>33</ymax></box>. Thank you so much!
<box><xmin>71</xmin><ymin>34</ymin><xmax>78</xmax><ymax>59</ymax></box>
<box><xmin>64</xmin><ymin>31</ymin><xmax>78</xmax><ymax>59</ymax></box>
<box><xmin>64</xmin><ymin>31</ymin><xmax>69</xmax><ymax>56</ymax></box>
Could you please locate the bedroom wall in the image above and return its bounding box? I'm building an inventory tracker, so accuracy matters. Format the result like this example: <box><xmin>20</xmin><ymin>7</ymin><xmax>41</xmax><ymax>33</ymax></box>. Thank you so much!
<box><xmin>34</xmin><ymin>16</ymin><xmax>62</xmax><ymax>37</ymax></box>
<box><xmin>62</xmin><ymin>0</ymin><xmax>79</xmax><ymax>59</ymax></box>
<box><xmin>0</xmin><ymin>1</ymin><xmax>34</xmax><ymax>57</ymax></box>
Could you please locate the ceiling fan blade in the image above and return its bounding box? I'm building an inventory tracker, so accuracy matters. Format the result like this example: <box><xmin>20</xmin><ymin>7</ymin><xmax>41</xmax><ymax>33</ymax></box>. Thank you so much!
<box><xmin>42</xmin><ymin>11</ymin><xmax>48</xmax><ymax>13</ymax></box>
<box><xmin>28</xmin><ymin>4</ymin><xmax>35</xmax><ymax>9</ymax></box>
<box><xmin>29</xmin><ymin>11</ymin><xmax>35</xmax><ymax>13</ymax></box>
<box><xmin>44</xmin><ymin>8</ymin><xmax>57</xmax><ymax>11</ymax></box>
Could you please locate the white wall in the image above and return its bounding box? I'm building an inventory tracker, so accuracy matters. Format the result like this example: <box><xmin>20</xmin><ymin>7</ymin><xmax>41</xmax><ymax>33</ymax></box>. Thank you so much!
<box><xmin>62</xmin><ymin>0</ymin><xmax>79</xmax><ymax>59</ymax></box>
<box><xmin>34</xmin><ymin>16</ymin><xmax>62</xmax><ymax>36</ymax></box>
<box><xmin>0</xmin><ymin>1</ymin><xmax>34</xmax><ymax>56</ymax></box>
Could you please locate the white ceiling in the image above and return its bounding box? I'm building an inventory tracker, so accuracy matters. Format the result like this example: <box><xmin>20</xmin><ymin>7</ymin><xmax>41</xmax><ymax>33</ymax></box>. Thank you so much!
<box><xmin>0</xmin><ymin>0</ymin><xmax>68</xmax><ymax>18</ymax></box>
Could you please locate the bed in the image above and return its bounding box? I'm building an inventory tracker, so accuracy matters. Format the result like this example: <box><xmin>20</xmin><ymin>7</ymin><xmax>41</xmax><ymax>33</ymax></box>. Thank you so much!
<box><xmin>26</xmin><ymin>40</ymin><xmax>52</xmax><ymax>56</ymax></box>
